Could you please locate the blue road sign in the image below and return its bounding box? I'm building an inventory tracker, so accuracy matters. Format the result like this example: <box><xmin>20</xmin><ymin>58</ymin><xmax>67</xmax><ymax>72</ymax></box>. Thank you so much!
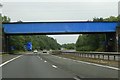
<box><xmin>26</xmin><ymin>42</ymin><xmax>32</xmax><ymax>51</ymax></box>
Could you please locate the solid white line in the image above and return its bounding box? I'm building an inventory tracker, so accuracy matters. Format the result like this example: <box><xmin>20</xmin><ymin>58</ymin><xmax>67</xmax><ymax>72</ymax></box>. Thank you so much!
<box><xmin>0</xmin><ymin>55</ymin><xmax>22</xmax><ymax>67</ymax></box>
<box><xmin>52</xmin><ymin>55</ymin><xmax>120</xmax><ymax>70</ymax></box>
<box><xmin>52</xmin><ymin>65</ymin><xmax>57</xmax><ymax>68</ymax></box>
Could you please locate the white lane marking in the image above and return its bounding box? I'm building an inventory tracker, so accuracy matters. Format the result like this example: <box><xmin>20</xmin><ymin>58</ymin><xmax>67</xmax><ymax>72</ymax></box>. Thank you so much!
<box><xmin>52</xmin><ymin>55</ymin><xmax>120</xmax><ymax>70</ymax></box>
<box><xmin>0</xmin><ymin>55</ymin><xmax>22</xmax><ymax>67</ymax></box>
<box><xmin>38</xmin><ymin>56</ymin><xmax>41</xmax><ymax>58</ymax></box>
<box><xmin>44</xmin><ymin>60</ymin><xmax>47</xmax><ymax>62</ymax></box>
<box><xmin>52</xmin><ymin>65</ymin><xmax>57</xmax><ymax>68</ymax></box>
<box><xmin>37</xmin><ymin>56</ymin><xmax>58</xmax><ymax>69</ymax></box>
<box><xmin>37</xmin><ymin>56</ymin><xmax>43</xmax><ymax>60</ymax></box>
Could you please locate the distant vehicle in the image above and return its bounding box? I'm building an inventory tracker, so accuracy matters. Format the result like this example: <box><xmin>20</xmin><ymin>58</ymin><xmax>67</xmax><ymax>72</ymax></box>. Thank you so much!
<box><xmin>33</xmin><ymin>50</ymin><xmax>38</xmax><ymax>53</ymax></box>
<box><xmin>42</xmin><ymin>50</ymin><xmax>48</xmax><ymax>54</ymax></box>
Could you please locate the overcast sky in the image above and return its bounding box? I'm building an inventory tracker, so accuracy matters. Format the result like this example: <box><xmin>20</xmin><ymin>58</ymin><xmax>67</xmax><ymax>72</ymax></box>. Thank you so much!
<box><xmin>1</xmin><ymin>0</ymin><xmax>120</xmax><ymax>44</ymax></box>
<box><xmin>2</xmin><ymin>0</ymin><xmax>120</xmax><ymax>2</ymax></box>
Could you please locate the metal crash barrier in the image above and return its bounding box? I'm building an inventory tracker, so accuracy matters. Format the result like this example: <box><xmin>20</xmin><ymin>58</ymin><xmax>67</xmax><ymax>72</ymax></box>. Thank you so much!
<box><xmin>62</xmin><ymin>51</ymin><xmax>120</xmax><ymax>61</ymax></box>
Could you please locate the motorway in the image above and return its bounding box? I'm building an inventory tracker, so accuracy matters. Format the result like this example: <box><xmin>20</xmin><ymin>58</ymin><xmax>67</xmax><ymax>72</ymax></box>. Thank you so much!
<box><xmin>1</xmin><ymin>52</ymin><xmax>120</xmax><ymax>79</ymax></box>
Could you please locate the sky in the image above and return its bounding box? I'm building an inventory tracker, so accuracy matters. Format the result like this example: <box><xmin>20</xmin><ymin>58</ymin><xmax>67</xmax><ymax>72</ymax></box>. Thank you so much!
<box><xmin>2</xmin><ymin>0</ymin><xmax>120</xmax><ymax>2</ymax></box>
<box><xmin>1</xmin><ymin>0</ymin><xmax>120</xmax><ymax>44</ymax></box>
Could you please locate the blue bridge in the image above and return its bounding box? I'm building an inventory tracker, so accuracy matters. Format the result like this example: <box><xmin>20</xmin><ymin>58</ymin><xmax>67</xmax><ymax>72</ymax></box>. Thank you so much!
<box><xmin>3</xmin><ymin>22</ymin><xmax>118</xmax><ymax>34</ymax></box>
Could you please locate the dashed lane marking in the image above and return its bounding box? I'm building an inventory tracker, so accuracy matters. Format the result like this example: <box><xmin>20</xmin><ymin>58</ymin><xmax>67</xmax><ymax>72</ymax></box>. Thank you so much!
<box><xmin>44</xmin><ymin>60</ymin><xmax>47</xmax><ymax>62</ymax></box>
<box><xmin>52</xmin><ymin>65</ymin><xmax>57</xmax><ymax>68</ymax></box>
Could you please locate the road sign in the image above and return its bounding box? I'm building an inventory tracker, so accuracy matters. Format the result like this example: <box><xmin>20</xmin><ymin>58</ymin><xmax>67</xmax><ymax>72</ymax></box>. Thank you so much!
<box><xmin>26</xmin><ymin>42</ymin><xmax>32</xmax><ymax>51</ymax></box>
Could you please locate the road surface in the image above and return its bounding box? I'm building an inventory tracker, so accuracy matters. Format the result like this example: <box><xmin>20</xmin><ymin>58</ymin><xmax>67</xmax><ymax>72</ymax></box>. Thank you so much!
<box><xmin>39</xmin><ymin>53</ymin><xmax>119</xmax><ymax>78</ymax></box>
<box><xmin>1</xmin><ymin>52</ymin><xmax>119</xmax><ymax>79</ymax></box>
<box><xmin>2</xmin><ymin>54</ymin><xmax>75</xmax><ymax>78</ymax></box>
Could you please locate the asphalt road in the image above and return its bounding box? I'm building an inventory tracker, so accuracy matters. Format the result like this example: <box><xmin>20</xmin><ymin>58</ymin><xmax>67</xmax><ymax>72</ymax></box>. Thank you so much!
<box><xmin>39</xmin><ymin>53</ymin><xmax>119</xmax><ymax>78</ymax></box>
<box><xmin>2</xmin><ymin>54</ymin><xmax>75</xmax><ymax>78</ymax></box>
<box><xmin>1</xmin><ymin>52</ymin><xmax>120</xmax><ymax>79</ymax></box>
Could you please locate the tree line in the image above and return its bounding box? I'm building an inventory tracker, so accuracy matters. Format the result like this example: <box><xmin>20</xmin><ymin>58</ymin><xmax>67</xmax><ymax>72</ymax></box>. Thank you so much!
<box><xmin>61</xmin><ymin>43</ymin><xmax>76</xmax><ymax>50</ymax></box>
<box><xmin>9</xmin><ymin>35</ymin><xmax>60</xmax><ymax>51</ymax></box>
<box><xmin>76</xmin><ymin>16</ymin><xmax>120</xmax><ymax>52</ymax></box>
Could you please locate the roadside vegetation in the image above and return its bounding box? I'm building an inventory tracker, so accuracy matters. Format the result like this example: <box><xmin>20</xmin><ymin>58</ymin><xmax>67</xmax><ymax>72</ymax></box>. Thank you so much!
<box><xmin>9</xmin><ymin>35</ymin><xmax>60</xmax><ymax>51</ymax></box>
<box><xmin>61</xmin><ymin>43</ymin><xmax>76</xmax><ymax>50</ymax></box>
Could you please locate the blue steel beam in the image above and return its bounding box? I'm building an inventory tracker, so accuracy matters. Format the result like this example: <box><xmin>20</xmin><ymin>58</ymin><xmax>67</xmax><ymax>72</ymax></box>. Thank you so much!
<box><xmin>3</xmin><ymin>22</ymin><xmax>118</xmax><ymax>34</ymax></box>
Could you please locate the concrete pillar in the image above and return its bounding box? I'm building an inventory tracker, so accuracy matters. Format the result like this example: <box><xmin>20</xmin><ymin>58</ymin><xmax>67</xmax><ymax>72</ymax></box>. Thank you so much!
<box><xmin>105</xmin><ymin>33</ymin><xmax>116</xmax><ymax>52</ymax></box>
<box><xmin>4</xmin><ymin>35</ymin><xmax>10</xmax><ymax>53</ymax></box>
<box><xmin>0</xmin><ymin>25</ymin><xmax>2</xmax><ymax>53</ymax></box>
<box><xmin>116</xmin><ymin>26</ymin><xmax>120</xmax><ymax>52</ymax></box>
<box><xmin>4</xmin><ymin>35</ymin><xmax>7</xmax><ymax>53</ymax></box>
<box><xmin>2</xmin><ymin>30</ymin><xmax>5</xmax><ymax>53</ymax></box>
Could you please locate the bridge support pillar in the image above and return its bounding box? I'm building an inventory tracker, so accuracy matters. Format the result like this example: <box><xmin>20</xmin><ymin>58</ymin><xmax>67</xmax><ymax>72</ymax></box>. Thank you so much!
<box><xmin>105</xmin><ymin>33</ymin><xmax>116</xmax><ymax>52</ymax></box>
<box><xmin>116</xmin><ymin>26</ymin><xmax>120</xmax><ymax>52</ymax></box>
<box><xmin>4</xmin><ymin>35</ymin><xmax>10</xmax><ymax>53</ymax></box>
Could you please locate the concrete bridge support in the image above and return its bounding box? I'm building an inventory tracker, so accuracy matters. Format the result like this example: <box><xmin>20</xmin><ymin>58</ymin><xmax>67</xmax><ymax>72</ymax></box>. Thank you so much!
<box><xmin>4</xmin><ymin>35</ymin><xmax>10</xmax><ymax>53</ymax></box>
<box><xmin>116</xmin><ymin>26</ymin><xmax>120</xmax><ymax>52</ymax></box>
<box><xmin>105</xmin><ymin>33</ymin><xmax>116</xmax><ymax>52</ymax></box>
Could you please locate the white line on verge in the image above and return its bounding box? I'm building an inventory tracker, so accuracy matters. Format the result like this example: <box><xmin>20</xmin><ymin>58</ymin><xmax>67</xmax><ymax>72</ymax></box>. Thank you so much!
<box><xmin>0</xmin><ymin>55</ymin><xmax>22</xmax><ymax>67</ymax></box>
<box><xmin>52</xmin><ymin>55</ymin><xmax>120</xmax><ymax>70</ymax></box>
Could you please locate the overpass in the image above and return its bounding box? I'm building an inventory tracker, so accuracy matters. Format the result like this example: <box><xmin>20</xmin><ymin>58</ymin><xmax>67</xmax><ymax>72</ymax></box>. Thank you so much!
<box><xmin>2</xmin><ymin>21</ymin><xmax>120</xmax><ymax>52</ymax></box>
<box><xmin>3</xmin><ymin>22</ymin><xmax>118</xmax><ymax>34</ymax></box>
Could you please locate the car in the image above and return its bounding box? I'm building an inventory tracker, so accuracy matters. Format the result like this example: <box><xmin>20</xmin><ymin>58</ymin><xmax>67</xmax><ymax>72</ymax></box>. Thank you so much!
<box><xmin>42</xmin><ymin>50</ymin><xmax>48</xmax><ymax>54</ymax></box>
<box><xmin>33</xmin><ymin>50</ymin><xmax>38</xmax><ymax>53</ymax></box>
<box><xmin>43</xmin><ymin>51</ymin><xmax>47</xmax><ymax>53</ymax></box>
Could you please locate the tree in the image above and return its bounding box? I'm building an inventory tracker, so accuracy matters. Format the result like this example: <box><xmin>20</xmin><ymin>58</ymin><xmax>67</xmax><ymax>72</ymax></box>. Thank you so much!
<box><xmin>76</xmin><ymin>34</ymin><xmax>100</xmax><ymax>51</ymax></box>
<box><xmin>62</xmin><ymin>43</ymin><xmax>75</xmax><ymax>50</ymax></box>
<box><xmin>93</xmin><ymin>16</ymin><xmax>119</xmax><ymax>22</ymax></box>
<box><xmin>2</xmin><ymin>16</ymin><xmax>11</xmax><ymax>23</ymax></box>
<box><xmin>93</xmin><ymin>17</ymin><xmax>103</xmax><ymax>21</ymax></box>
